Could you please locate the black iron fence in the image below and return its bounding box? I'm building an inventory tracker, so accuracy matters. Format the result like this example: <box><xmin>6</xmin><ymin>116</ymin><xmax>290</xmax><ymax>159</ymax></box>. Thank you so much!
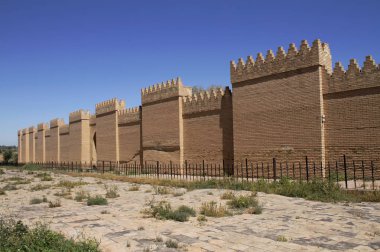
<box><xmin>3</xmin><ymin>155</ymin><xmax>379</xmax><ymax>190</ymax></box>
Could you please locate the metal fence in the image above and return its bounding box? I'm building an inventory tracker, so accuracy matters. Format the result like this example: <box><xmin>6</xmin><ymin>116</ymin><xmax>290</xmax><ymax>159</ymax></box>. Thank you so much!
<box><xmin>4</xmin><ymin>155</ymin><xmax>379</xmax><ymax>190</ymax></box>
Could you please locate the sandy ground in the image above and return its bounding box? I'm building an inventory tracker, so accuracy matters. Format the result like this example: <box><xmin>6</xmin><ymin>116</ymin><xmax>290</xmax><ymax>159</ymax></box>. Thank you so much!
<box><xmin>1</xmin><ymin>169</ymin><xmax>380</xmax><ymax>252</ymax></box>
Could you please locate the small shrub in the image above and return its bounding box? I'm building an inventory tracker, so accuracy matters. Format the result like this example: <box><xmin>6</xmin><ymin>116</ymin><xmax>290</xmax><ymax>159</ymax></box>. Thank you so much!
<box><xmin>145</xmin><ymin>189</ymin><xmax>152</xmax><ymax>193</ymax></box>
<box><xmin>0</xmin><ymin>189</ymin><xmax>5</xmax><ymax>195</ymax></box>
<box><xmin>35</xmin><ymin>172</ymin><xmax>50</xmax><ymax>178</ymax></box>
<box><xmin>0</xmin><ymin>169</ymin><xmax>5</xmax><ymax>175</ymax></box>
<box><xmin>42</xmin><ymin>195</ymin><xmax>48</xmax><ymax>202</ymax></box>
<box><xmin>40</xmin><ymin>175</ymin><xmax>53</xmax><ymax>181</ymax></box>
<box><xmin>227</xmin><ymin>193</ymin><xmax>259</xmax><ymax>209</ymax></box>
<box><xmin>100</xmin><ymin>210</ymin><xmax>110</xmax><ymax>214</ymax></box>
<box><xmin>200</xmin><ymin>201</ymin><xmax>231</xmax><ymax>217</ymax></box>
<box><xmin>87</xmin><ymin>195</ymin><xmax>108</xmax><ymax>206</ymax></box>
<box><xmin>138</xmin><ymin>226</ymin><xmax>144</xmax><ymax>230</ymax></box>
<box><xmin>155</xmin><ymin>236</ymin><xmax>163</xmax><ymax>242</ymax></box>
<box><xmin>207</xmin><ymin>191</ymin><xmax>213</xmax><ymax>195</ymax></box>
<box><xmin>277</xmin><ymin>235</ymin><xmax>288</xmax><ymax>242</ymax></box>
<box><xmin>220</xmin><ymin>191</ymin><xmax>235</xmax><ymax>200</ymax></box>
<box><xmin>57</xmin><ymin>180</ymin><xmax>87</xmax><ymax>189</ymax></box>
<box><xmin>128</xmin><ymin>185</ymin><xmax>140</xmax><ymax>191</ymax></box>
<box><xmin>30</xmin><ymin>184</ymin><xmax>51</xmax><ymax>191</ymax></box>
<box><xmin>105</xmin><ymin>185</ymin><xmax>119</xmax><ymax>198</ymax></box>
<box><xmin>75</xmin><ymin>190</ymin><xmax>89</xmax><ymax>202</ymax></box>
<box><xmin>48</xmin><ymin>199</ymin><xmax>61</xmax><ymax>208</ymax></box>
<box><xmin>144</xmin><ymin>200</ymin><xmax>196</xmax><ymax>222</ymax></box>
<box><xmin>197</xmin><ymin>215</ymin><xmax>207</xmax><ymax>222</ymax></box>
<box><xmin>155</xmin><ymin>186</ymin><xmax>172</xmax><ymax>195</ymax></box>
<box><xmin>30</xmin><ymin>197</ymin><xmax>44</xmax><ymax>205</ymax></box>
<box><xmin>165</xmin><ymin>239</ymin><xmax>178</xmax><ymax>248</ymax></box>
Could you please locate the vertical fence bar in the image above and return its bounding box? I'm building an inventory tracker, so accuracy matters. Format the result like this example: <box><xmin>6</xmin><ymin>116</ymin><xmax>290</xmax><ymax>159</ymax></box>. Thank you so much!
<box><xmin>335</xmin><ymin>161</ymin><xmax>339</xmax><ymax>186</ymax></box>
<box><xmin>353</xmin><ymin>161</ymin><xmax>357</xmax><ymax>189</ymax></box>
<box><xmin>362</xmin><ymin>161</ymin><xmax>365</xmax><ymax>189</ymax></box>
<box><xmin>273</xmin><ymin>158</ymin><xmax>277</xmax><ymax>182</ymax></box>
<box><xmin>245</xmin><ymin>159</ymin><xmax>248</xmax><ymax>182</ymax></box>
<box><xmin>371</xmin><ymin>161</ymin><xmax>375</xmax><ymax>190</ymax></box>
<box><xmin>102</xmin><ymin>161</ymin><xmax>105</xmax><ymax>174</ymax></box>
<box><xmin>343</xmin><ymin>155</ymin><xmax>348</xmax><ymax>189</ymax></box>
<box><xmin>328</xmin><ymin>162</ymin><xmax>331</xmax><ymax>182</ymax></box>
<box><xmin>305</xmin><ymin>156</ymin><xmax>309</xmax><ymax>182</ymax></box>
<box><xmin>202</xmin><ymin>160</ymin><xmax>205</xmax><ymax>181</ymax></box>
<box><xmin>313</xmin><ymin>162</ymin><xmax>316</xmax><ymax>179</ymax></box>
<box><xmin>280</xmin><ymin>162</ymin><xmax>283</xmax><ymax>179</ymax></box>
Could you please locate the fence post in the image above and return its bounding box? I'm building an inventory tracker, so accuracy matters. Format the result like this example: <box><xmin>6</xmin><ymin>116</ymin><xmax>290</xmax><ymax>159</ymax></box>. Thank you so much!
<box><xmin>362</xmin><ymin>161</ymin><xmax>365</xmax><ymax>189</ymax></box>
<box><xmin>305</xmin><ymin>156</ymin><xmax>309</xmax><ymax>182</ymax></box>
<box><xmin>102</xmin><ymin>161</ymin><xmax>105</xmax><ymax>174</ymax></box>
<box><xmin>273</xmin><ymin>158</ymin><xmax>277</xmax><ymax>182</ymax></box>
<box><xmin>202</xmin><ymin>160</ymin><xmax>205</xmax><ymax>181</ymax></box>
<box><xmin>156</xmin><ymin>161</ymin><xmax>159</xmax><ymax>179</ymax></box>
<box><xmin>185</xmin><ymin>160</ymin><xmax>188</xmax><ymax>180</ymax></box>
<box><xmin>353</xmin><ymin>161</ymin><xmax>357</xmax><ymax>189</ymax></box>
<box><xmin>343</xmin><ymin>155</ymin><xmax>348</xmax><ymax>189</ymax></box>
<box><xmin>371</xmin><ymin>161</ymin><xmax>375</xmax><ymax>190</ymax></box>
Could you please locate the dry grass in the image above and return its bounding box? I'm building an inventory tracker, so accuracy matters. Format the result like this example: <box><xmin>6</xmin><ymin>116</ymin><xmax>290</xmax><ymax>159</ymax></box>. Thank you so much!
<box><xmin>199</xmin><ymin>201</ymin><xmax>231</xmax><ymax>217</ymax></box>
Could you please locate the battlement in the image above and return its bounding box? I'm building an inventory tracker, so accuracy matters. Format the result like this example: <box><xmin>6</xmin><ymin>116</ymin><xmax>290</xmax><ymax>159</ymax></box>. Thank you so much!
<box><xmin>230</xmin><ymin>39</ymin><xmax>332</xmax><ymax>84</ymax></box>
<box><xmin>18</xmin><ymin>130</ymin><xmax>22</xmax><ymax>136</ymax></box>
<box><xmin>325</xmin><ymin>56</ymin><xmax>380</xmax><ymax>94</ymax></box>
<box><xmin>95</xmin><ymin>98</ymin><xmax>125</xmax><ymax>115</ymax></box>
<box><xmin>69</xmin><ymin>109</ymin><xmax>91</xmax><ymax>122</ymax></box>
<box><xmin>59</xmin><ymin>124</ymin><xmax>69</xmax><ymax>135</ymax></box>
<box><xmin>37</xmin><ymin>123</ymin><xmax>49</xmax><ymax>131</ymax></box>
<box><xmin>28</xmin><ymin>126</ymin><xmax>36</xmax><ymax>133</ymax></box>
<box><xmin>89</xmin><ymin>114</ymin><xmax>96</xmax><ymax>126</ymax></box>
<box><xmin>50</xmin><ymin>118</ymin><xmax>65</xmax><ymax>128</ymax></box>
<box><xmin>22</xmin><ymin>128</ymin><xmax>29</xmax><ymax>135</ymax></box>
<box><xmin>141</xmin><ymin>77</ymin><xmax>192</xmax><ymax>104</ymax></box>
<box><xmin>118</xmin><ymin>106</ymin><xmax>141</xmax><ymax>124</ymax></box>
<box><xmin>183</xmin><ymin>87</ymin><xmax>231</xmax><ymax>115</ymax></box>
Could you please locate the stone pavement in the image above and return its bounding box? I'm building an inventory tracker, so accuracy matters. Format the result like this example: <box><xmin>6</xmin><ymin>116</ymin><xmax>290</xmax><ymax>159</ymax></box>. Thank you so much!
<box><xmin>0</xmin><ymin>169</ymin><xmax>379</xmax><ymax>251</ymax></box>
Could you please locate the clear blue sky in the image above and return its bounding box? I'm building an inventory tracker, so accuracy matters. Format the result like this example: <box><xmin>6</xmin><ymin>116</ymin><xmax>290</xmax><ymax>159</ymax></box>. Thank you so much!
<box><xmin>1</xmin><ymin>0</ymin><xmax>379</xmax><ymax>146</ymax></box>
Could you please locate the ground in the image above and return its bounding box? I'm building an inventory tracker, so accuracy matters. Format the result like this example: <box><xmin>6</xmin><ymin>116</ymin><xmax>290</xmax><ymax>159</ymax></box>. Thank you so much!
<box><xmin>1</xmin><ymin>169</ymin><xmax>380</xmax><ymax>252</ymax></box>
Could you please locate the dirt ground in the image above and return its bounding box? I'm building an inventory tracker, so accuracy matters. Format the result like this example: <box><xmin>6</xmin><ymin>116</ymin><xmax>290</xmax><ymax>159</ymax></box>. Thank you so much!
<box><xmin>1</xmin><ymin>169</ymin><xmax>380</xmax><ymax>252</ymax></box>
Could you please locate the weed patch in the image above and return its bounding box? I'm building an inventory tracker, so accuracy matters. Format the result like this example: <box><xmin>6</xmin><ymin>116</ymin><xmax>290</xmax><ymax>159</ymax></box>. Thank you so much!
<box><xmin>87</xmin><ymin>195</ymin><xmax>108</xmax><ymax>206</ymax></box>
<box><xmin>74</xmin><ymin>189</ymin><xmax>89</xmax><ymax>202</ymax></box>
<box><xmin>48</xmin><ymin>199</ymin><xmax>62</xmax><ymax>208</ymax></box>
<box><xmin>200</xmin><ymin>201</ymin><xmax>231</xmax><ymax>217</ymax></box>
<box><xmin>105</xmin><ymin>185</ymin><xmax>120</xmax><ymax>198</ymax></box>
<box><xmin>30</xmin><ymin>184</ymin><xmax>51</xmax><ymax>191</ymax></box>
<box><xmin>0</xmin><ymin>217</ymin><xmax>100</xmax><ymax>251</ymax></box>
<box><xmin>143</xmin><ymin>200</ymin><xmax>196</xmax><ymax>222</ymax></box>
<box><xmin>56</xmin><ymin>180</ymin><xmax>87</xmax><ymax>189</ymax></box>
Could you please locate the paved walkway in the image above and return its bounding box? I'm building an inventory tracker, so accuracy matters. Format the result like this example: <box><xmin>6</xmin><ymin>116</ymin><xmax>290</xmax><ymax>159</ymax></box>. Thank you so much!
<box><xmin>1</xmin><ymin>169</ymin><xmax>379</xmax><ymax>251</ymax></box>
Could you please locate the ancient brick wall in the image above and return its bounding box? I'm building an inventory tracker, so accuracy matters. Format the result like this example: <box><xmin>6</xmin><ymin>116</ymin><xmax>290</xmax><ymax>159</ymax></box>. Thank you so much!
<box><xmin>28</xmin><ymin>127</ymin><xmax>36</xmax><ymax>162</ymax></box>
<box><xmin>95</xmin><ymin>99</ymin><xmax>125</xmax><ymax>162</ymax></box>
<box><xmin>323</xmin><ymin>57</ymin><xmax>380</xmax><ymax>162</ymax></box>
<box><xmin>49</xmin><ymin>119</ymin><xmax>64</xmax><ymax>162</ymax></box>
<box><xmin>231</xmin><ymin>40</ymin><xmax>332</xmax><ymax>164</ymax></box>
<box><xmin>45</xmin><ymin>129</ymin><xmax>52</xmax><ymax>162</ymax></box>
<box><xmin>35</xmin><ymin>123</ymin><xmax>47</xmax><ymax>162</ymax></box>
<box><xmin>22</xmin><ymin>129</ymin><xmax>29</xmax><ymax>163</ymax></box>
<box><xmin>141</xmin><ymin>78</ymin><xmax>191</xmax><ymax>164</ymax></box>
<box><xmin>118</xmin><ymin>107</ymin><xmax>142</xmax><ymax>163</ymax></box>
<box><xmin>69</xmin><ymin>110</ymin><xmax>91</xmax><ymax>163</ymax></box>
<box><xmin>183</xmin><ymin>87</ymin><xmax>233</xmax><ymax>164</ymax></box>
<box><xmin>59</xmin><ymin>124</ymin><xmax>70</xmax><ymax>163</ymax></box>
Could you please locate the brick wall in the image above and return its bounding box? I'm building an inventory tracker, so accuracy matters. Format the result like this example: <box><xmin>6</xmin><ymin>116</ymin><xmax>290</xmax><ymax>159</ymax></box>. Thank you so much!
<box><xmin>183</xmin><ymin>87</ymin><xmax>233</xmax><ymax>164</ymax></box>
<box><xmin>95</xmin><ymin>99</ymin><xmax>125</xmax><ymax>162</ymax></box>
<box><xmin>22</xmin><ymin>129</ymin><xmax>29</xmax><ymax>162</ymax></box>
<box><xmin>324</xmin><ymin>57</ymin><xmax>380</xmax><ymax>162</ymax></box>
<box><xmin>69</xmin><ymin>110</ymin><xmax>91</xmax><ymax>163</ymax></box>
<box><xmin>118</xmin><ymin>107</ymin><xmax>141</xmax><ymax>163</ymax></box>
<box><xmin>28</xmin><ymin>127</ymin><xmax>36</xmax><ymax>162</ymax></box>
<box><xmin>35</xmin><ymin>123</ymin><xmax>47</xmax><ymax>162</ymax></box>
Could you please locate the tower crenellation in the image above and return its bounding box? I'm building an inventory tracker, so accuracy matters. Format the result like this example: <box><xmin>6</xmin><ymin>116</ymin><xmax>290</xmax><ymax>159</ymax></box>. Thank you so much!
<box><xmin>326</xmin><ymin>56</ymin><xmax>380</xmax><ymax>94</ymax></box>
<box><xmin>141</xmin><ymin>77</ymin><xmax>192</xmax><ymax>104</ymax></box>
<box><xmin>69</xmin><ymin>109</ymin><xmax>91</xmax><ymax>122</ymax></box>
<box><xmin>118</xmin><ymin>106</ymin><xmax>141</xmax><ymax>124</ymax></box>
<box><xmin>230</xmin><ymin>39</ymin><xmax>332</xmax><ymax>84</ymax></box>
<box><xmin>183</xmin><ymin>87</ymin><xmax>230</xmax><ymax>115</ymax></box>
<box><xmin>95</xmin><ymin>98</ymin><xmax>125</xmax><ymax>115</ymax></box>
<box><xmin>50</xmin><ymin>118</ymin><xmax>65</xmax><ymax>128</ymax></box>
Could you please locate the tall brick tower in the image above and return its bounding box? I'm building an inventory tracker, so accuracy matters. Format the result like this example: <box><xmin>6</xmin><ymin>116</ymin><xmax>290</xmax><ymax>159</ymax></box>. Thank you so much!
<box><xmin>141</xmin><ymin>77</ymin><xmax>192</xmax><ymax>164</ymax></box>
<box><xmin>69</xmin><ymin>110</ymin><xmax>91</xmax><ymax>163</ymax></box>
<box><xmin>231</xmin><ymin>39</ymin><xmax>332</xmax><ymax>164</ymax></box>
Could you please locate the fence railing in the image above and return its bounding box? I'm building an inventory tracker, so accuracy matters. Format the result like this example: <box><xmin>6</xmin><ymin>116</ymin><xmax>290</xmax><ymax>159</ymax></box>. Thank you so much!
<box><xmin>3</xmin><ymin>155</ymin><xmax>379</xmax><ymax>191</ymax></box>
